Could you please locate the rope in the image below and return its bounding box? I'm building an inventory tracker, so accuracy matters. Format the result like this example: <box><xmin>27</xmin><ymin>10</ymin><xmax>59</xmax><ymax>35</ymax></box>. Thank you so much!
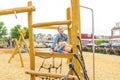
<box><xmin>77</xmin><ymin>36</ymin><xmax>89</xmax><ymax>80</ymax></box>
<box><xmin>38</xmin><ymin>57</ymin><xmax>63</xmax><ymax>80</ymax></box>
<box><xmin>62</xmin><ymin>50</ymin><xmax>80</xmax><ymax>80</ymax></box>
<box><xmin>61</xmin><ymin>36</ymin><xmax>89</xmax><ymax>80</ymax></box>
<box><xmin>14</xmin><ymin>11</ymin><xmax>17</xmax><ymax>19</ymax></box>
<box><xmin>38</xmin><ymin>57</ymin><xmax>62</xmax><ymax>73</ymax></box>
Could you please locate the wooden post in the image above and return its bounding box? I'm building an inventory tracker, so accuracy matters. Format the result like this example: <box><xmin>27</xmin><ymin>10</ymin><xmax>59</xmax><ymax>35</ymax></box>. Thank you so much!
<box><xmin>15</xmin><ymin>39</ymin><xmax>24</xmax><ymax>67</ymax></box>
<box><xmin>66</xmin><ymin>7</ymin><xmax>71</xmax><ymax>43</ymax></box>
<box><xmin>66</xmin><ymin>7</ymin><xmax>74</xmax><ymax>74</ymax></box>
<box><xmin>8</xmin><ymin>37</ymin><xmax>24</xmax><ymax>67</ymax></box>
<box><xmin>28</xmin><ymin>1</ymin><xmax>35</xmax><ymax>80</ymax></box>
<box><xmin>70</xmin><ymin>0</ymin><xmax>84</xmax><ymax>79</ymax></box>
<box><xmin>70</xmin><ymin>0</ymin><xmax>81</xmax><ymax>52</ymax></box>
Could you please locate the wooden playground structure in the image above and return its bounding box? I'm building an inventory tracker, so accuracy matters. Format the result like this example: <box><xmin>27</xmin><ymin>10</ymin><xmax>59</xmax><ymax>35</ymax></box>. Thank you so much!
<box><xmin>0</xmin><ymin>0</ymin><xmax>89</xmax><ymax>80</ymax></box>
<box><xmin>8</xmin><ymin>29</ymin><xmax>30</xmax><ymax>67</ymax></box>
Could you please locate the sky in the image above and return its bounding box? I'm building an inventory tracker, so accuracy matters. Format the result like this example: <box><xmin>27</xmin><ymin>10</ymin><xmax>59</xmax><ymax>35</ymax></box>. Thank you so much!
<box><xmin>0</xmin><ymin>0</ymin><xmax>120</xmax><ymax>36</ymax></box>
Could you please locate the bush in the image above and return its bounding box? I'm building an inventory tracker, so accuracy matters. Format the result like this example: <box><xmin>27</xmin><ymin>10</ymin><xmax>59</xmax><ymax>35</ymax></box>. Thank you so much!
<box><xmin>107</xmin><ymin>49</ymin><xmax>115</xmax><ymax>55</ymax></box>
<box><xmin>83</xmin><ymin>47</ymin><xmax>120</xmax><ymax>56</ymax></box>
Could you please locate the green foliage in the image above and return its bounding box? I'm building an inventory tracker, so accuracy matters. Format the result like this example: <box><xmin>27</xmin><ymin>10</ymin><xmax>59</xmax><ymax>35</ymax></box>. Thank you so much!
<box><xmin>10</xmin><ymin>25</ymin><xmax>30</xmax><ymax>40</ymax></box>
<box><xmin>0</xmin><ymin>22</ymin><xmax>7</xmax><ymax>38</ymax></box>
<box><xmin>37</xmin><ymin>33</ymin><xmax>45</xmax><ymax>38</ymax></box>
<box><xmin>34</xmin><ymin>33</ymin><xmax>45</xmax><ymax>41</ymax></box>
<box><xmin>34</xmin><ymin>34</ymin><xmax>37</xmax><ymax>41</ymax></box>
<box><xmin>0</xmin><ymin>37</ymin><xmax>8</xmax><ymax>43</ymax></box>
<box><xmin>10</xmin><ymin>24</ymin><xmax>21</xmax><ymax>40</ymax></box>
<box><xmin>96</xmin><ymin>40</ymin><xmax>109</xmax><ymax>45</ymax></box>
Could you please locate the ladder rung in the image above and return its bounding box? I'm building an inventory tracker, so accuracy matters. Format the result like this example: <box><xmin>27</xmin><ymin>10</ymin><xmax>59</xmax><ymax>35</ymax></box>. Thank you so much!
<box><xmin>25</xmin><ymin>70</ymin><xmax>77</xmax><ymax>79</ymax></box>
<box><xmin>0</xmin><ymin>6</ymin><xmax>35</xmax><ymax>16</ymax></box>
<box><xmin>36</xmin><ymin>25</ymin><xmax>68</xmax><ymax>30</ymax></box>
<box><xmin>32</xmin><ymin>20</ymin><xmax>71</xmax><ymax>28</ymax></box>
<box><xmin>35</xmin><ymin>51</ymin><xmax>74</xmax><ymax>58</ymax></box>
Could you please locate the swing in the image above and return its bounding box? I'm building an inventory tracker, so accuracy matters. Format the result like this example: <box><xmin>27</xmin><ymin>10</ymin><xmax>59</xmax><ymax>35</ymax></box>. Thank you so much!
<box><xmin>8</xmin><ymin>10</ymin><xmax>30</xmax><ymax>67</ymax></box>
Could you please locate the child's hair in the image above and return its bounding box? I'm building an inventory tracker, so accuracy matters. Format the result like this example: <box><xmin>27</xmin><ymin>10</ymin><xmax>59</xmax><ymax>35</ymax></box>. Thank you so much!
<box><xmin>57</xmin><ymin>25</ymin><xmax>63</xmax><ymax>31</ymax></box>
<box><xmin>67</xmin><ymin>46</ymin><xmax>73</xmax><ymax>53</ymax></box>
<box><xmin>70</xmin><ymin>48</ymin><xmax>73</xmax><ymax>53</ymax></box>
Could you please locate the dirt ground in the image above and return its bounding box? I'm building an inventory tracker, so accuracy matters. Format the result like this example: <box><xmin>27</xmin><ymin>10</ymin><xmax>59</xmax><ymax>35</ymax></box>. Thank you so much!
<box><xmin>0</xmin><ymin>48</ymin><xmax>120</xmax><ymax>80</ymax></box>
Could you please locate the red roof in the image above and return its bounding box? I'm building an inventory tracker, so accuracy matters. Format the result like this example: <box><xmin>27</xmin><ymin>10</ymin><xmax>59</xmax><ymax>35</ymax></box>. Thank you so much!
<box><xmin>81</xmin><ymin>33</ymin><xmax>96</xmax><ymax>39</ymax></box>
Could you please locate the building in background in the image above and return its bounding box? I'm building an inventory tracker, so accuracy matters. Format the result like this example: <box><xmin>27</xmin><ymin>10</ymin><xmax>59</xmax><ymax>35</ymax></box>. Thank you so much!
<box><xmin>81</xmin><ymin>33</ymin><xmax>97</xmax><ymax>47</ymax></box>
<box><xmin>110</xmin><ymin>22</ymin><xmax>120</xmax><ymax>43</ymax></box>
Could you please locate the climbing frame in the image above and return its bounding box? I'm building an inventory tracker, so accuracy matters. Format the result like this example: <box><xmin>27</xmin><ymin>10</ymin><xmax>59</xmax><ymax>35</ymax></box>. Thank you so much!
<box><xmin>26</xmin><ymin>0</ymin><xmax>86</xmax><ymax>80</ymax></box>
<box><xmin>0</xmin><ymin>0</ymin><xmax>88</xmax><ymax>80</ymax></box>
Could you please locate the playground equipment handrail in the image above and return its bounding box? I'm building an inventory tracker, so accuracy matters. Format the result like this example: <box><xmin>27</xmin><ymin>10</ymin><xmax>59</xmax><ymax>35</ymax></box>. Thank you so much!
<box><xmin>32</xmin><ymin>20</ymin><xmax>71</xmax><ymax>28</ymax></box>
<box><xmin>25</xmin><ymin>70</ymin><xmax>78</xmax><ymax>79</ymax></box>
<box><xmin>35</xmin><ymin>51</ymin><xmax>74</xmax><ymax>59</ymax></box>
<box><xmin>35</xmin><ymin>25</ymin><xmax>68</xmax><ymax>30</ymax></box>
<box><xmin>0</xmin><ymin>6</ymin><xmax>35</xmax><ymax>15</ymax></box>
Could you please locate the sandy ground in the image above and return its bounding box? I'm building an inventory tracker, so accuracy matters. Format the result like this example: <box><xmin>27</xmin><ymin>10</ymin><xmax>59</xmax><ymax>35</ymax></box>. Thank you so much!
<box><xmin>0</xmin><ymin>48</ymin><xmax>120</xmax><ymax>80</ymax></box>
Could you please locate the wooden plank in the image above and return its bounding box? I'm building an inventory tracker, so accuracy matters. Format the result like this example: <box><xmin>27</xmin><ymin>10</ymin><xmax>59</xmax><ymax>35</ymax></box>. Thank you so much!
<box><xmin>36</xmin><ymin>25</ymin><xmax>68</xmax><ymax>30</ymax></box>
<box><xmin>0</xmin><ymin>6</ymin><xmax>35</xmax><ymax>15</ymax></box>
<box><xmin>25</xmin><ymin>70</ymin><xmax>78</xmax><ymax>79</ymax></box>
<box><xmin>32</xmin><ymin>20</ymin><xmax>71</xmax><ymax>28</ymax></box>
<box><xmin>35</xmin><ymin>51</ymin><xmax>74</xmax><ymax>59</ymax></box>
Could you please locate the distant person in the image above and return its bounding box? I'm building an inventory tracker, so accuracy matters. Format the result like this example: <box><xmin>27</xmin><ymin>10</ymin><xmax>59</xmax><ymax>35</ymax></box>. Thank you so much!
<box><xmin>12</xmin><ymin>39</ymin><xmax>15</xmax><ymax>48</ymax></box>
<box><xmin>49</xmin><ymin>25</ymin><xmax>69</xmax><ymax>54</ymax></box>
<box><xmin>7</xmin><ymin>38</ymin><xmax>10</xmax><ymax>48</ymax></box>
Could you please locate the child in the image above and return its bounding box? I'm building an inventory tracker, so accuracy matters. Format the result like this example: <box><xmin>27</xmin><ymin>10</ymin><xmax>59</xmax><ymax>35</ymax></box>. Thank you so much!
<box><xmin>57</xmin><ymin>41</ymin><xmax>72</xmax><ymax>53</ymax></box>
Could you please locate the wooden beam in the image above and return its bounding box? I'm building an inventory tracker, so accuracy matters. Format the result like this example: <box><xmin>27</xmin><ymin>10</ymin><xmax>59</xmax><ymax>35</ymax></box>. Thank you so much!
<box><xmin>71</xmin><ymin>0</ymin><xmax>84</xmax><ymax>79</ymax></box>
<box><xmin>35</xmin><ymin>51</ymin><xmax>74</xmax><ymax>59</ymax></box>
<box><xmin>28</xmin><ymin>1</ymin><xmax>35</xmax><ymax>80</ymax></box>
<box><xmin>66</xmin><ymin>7</ymin><xmax>71</xmax><ymax>43</ymax></box>
<box><xmin>25</xmin><ymin>70</ymin><xmax>78</xmax><ymax>79</ymax></box>
<box><xmin>0</xmin><ymin>6</ymin><xmax>35</xmax><ymax>15</ymax></box>
<box><xmin>35</xmin><ymin>25</ymin><xmax>68</xmax><ymax>30</ymax></box>
<box><xmin>32</xmin><ymin>20</ymin><xmax>71</xmax><ymax>28</ymax></box>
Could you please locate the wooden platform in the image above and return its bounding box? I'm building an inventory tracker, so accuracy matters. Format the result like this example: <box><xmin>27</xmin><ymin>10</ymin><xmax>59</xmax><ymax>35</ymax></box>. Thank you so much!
<box><xmin>25</xmin><ymin>70</ymin><xmax>77</xmax><ymax>79</ymax></box>
<box><xmin>35</xmin><ymin>51</ymin><xmax>74</xmax><ymax>59</ymax></box>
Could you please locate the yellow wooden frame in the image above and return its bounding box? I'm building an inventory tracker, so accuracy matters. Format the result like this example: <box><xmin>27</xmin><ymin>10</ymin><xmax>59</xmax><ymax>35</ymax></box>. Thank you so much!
<box><xmin>0</xmin><ymin>0</ymin><xmax>85</xmax><ymax>80</ymax></box>
<box><xmin>27</xmin><ymin>0</ymin><xmax>83</xmax><ymax>80</ymax></box>
<box><xmin>8</xmin><ymin>29</ymin><xmax>30</xmax><ymax>67</ymax></box>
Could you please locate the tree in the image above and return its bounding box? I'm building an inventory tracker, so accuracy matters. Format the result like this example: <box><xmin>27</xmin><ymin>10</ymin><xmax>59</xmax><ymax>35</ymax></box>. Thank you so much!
<box><xmin>0</xmin><ymin>22</ymin><xmax>7</xmax><ymax>38</ymax></box>
<box><xmin>10</xmin><ymin>24</ymin><xmax>21</xmax><ymax>40</ymax></box>
<box><xmin>37</xmin><ymin>33</ymin><xmax>45</xmax><ymax>38</ymax></box>
<box><xmin>34</xmin><ymin>33</ymin><xmax>45</xmax><ymax>41</ymax></box>
<box><xmin>34</xmin><ymin>34</ymin><xmax>37</xmax><ymax>41</ymax></box>
<box><xmin>0</xmin><ymin>22</ymin><xmax>8</xmax><ymax>44</ymax></box>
